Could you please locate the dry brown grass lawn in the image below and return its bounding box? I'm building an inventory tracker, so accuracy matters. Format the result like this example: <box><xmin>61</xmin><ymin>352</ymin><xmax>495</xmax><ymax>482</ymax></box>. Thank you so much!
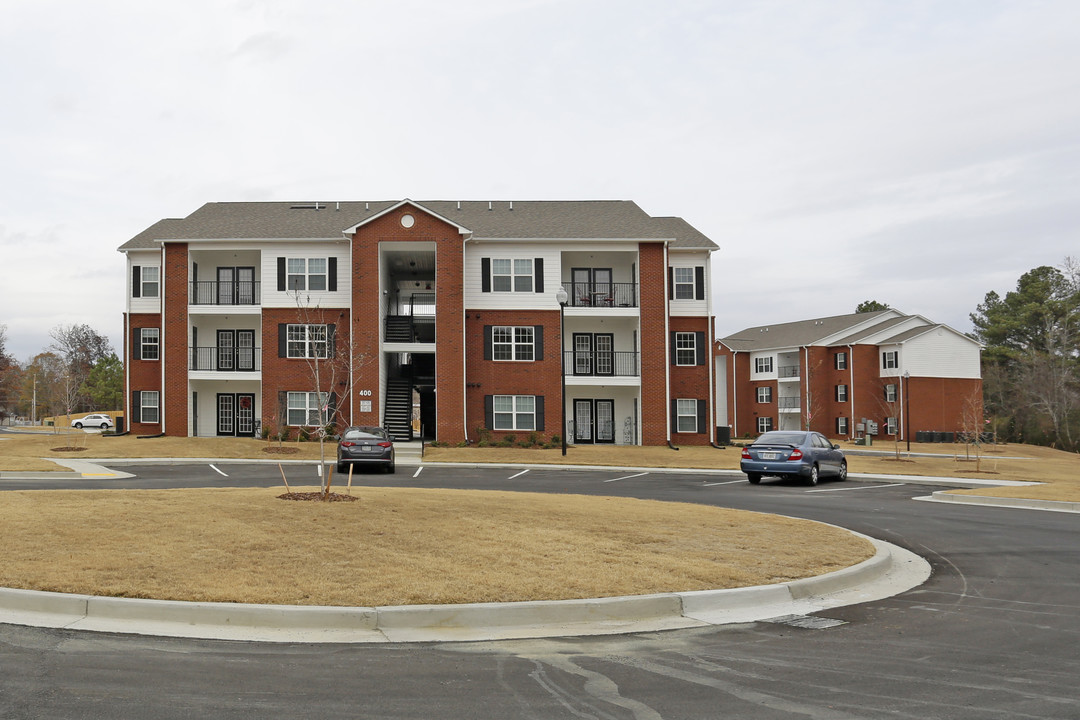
<box><xmin>0</xmin><ymin>487</ymin><xmax>872</xmax><ymax>606</ymax></box>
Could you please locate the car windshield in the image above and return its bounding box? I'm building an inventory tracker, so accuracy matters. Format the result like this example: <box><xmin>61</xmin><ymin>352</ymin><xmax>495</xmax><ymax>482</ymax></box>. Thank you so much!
<box><xmin>343</xmin><ymin>427</ymin><xmax>386</xmax><ymax>441</ymax></box>
<box><xmin>753</xmin><ymin>432</ymin><xmax>807</xmax><ymax>446</ymax></box>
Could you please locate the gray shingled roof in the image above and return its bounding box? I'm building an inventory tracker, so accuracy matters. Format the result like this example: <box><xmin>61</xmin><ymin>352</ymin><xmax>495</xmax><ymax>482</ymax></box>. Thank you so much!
<box><xmin>118</xmin><ymin>200</ymin><xmax>718</xmax><ymax>251</ymax></box>
<box><xmin>719</xmin><ymin>311</ymin><xmax>896</xmax><ymax>352</ymax></box>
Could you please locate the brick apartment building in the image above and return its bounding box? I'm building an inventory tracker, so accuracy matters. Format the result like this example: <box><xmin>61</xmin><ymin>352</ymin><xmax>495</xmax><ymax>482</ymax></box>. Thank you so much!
<box><xmin>715</xmin><ymin>310</ymin><xmax>983</xmax><ymax>442</ymax></box>
<box><xmin>119</xmin><ymin>200</ymin><xmax>718</xmax><ymax>446</ymax></box>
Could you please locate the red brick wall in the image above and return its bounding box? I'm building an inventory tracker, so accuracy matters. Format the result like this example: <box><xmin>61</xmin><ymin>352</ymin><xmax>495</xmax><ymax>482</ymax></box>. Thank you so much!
<box><xmin>162</xmin><ymin>243</ymin><xmax>188</xmax><ymax>437</ymax></box>
<box><xmin>638</xmin><ymin>243</ymin><xmax>668</xmax><ymax>444</ymax></box>
<box><xmin>126</xmin><ymin>312</ymin><xmax>163</xmax><ymax>435</ymax></box>
<box><xmin>465</xmin><ymin>310</ymin><xmax>563</xmax><ymax>442</ymax></box>
<box><xmin>669</xmin><ymin>316</ymin><xmax>711</xmax><ymax>445</ymax></box>
<box><xmin>909</xmin><ymin>377</ymin><xmax>983</xmax><ymax>437</ymax></box>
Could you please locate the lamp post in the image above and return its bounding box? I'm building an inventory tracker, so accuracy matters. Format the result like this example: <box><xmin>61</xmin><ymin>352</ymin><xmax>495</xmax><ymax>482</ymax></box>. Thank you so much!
<box><xmin>903</xmin><ymin>370</ymin><xmax>911</xmax><ymax>453</ymax></box>
<box><xmin>556</xmin><ymin>286</ymin><xmax>568</xmax><ymax>456</ymax></box>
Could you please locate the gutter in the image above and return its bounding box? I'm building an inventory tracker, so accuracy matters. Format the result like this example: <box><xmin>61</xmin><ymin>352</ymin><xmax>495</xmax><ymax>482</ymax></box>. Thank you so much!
<box><xmin>663</xmin><ymin>241</ymin><xmax>672</xmax><ymax>445</ymax></box>
<box><xmin>848</xmin><ymin>343</ymin><xmax>856</xmax><ymax>440</ymax></box>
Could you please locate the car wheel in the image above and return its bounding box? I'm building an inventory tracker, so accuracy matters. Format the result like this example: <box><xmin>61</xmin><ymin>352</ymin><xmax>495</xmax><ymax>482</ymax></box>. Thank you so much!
<box><xmin>806</xmin><ymin>464</ymin><xmax>819</xmax><ymax>486</ymax></box>
<box><xmin>74</xmin><ymin>423</ymin><xmax>83</xmax><ymax>429</ymax></box>
<box><xmin>837</xmin><ymin>460</ymin><xmax>848</xmax><ymax>481</ymax></box>
<box><xmin>100</xmin><ymin>423</ymin><xmax>109</xmax><ymax>430</ymax></box>
<box><xmin>747</xmin><ymin>473</ymin><xmax>761</xmax><ymax>485</ymax></box>
<box><xmin>385</xmin><ymin>462</ymin><xmax>396</xmax><ymax>474</ymax></box>
<box><xmin>336</xmin><ymin>462</ymin><xmax>347</xmax><ymax>474</ymax></box>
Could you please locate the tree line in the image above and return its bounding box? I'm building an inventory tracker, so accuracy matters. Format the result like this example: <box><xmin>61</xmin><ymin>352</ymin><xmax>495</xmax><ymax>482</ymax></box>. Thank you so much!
<box><xmin>0</xmin><ymin>323</ymin><xmax>122</xmax><ymax>423</ymax></box>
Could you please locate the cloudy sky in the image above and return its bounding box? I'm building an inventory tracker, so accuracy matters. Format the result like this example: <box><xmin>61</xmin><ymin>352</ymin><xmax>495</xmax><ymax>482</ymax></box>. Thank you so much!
<box><xmin>2</xmin><ymin>0</ymin><xmax>1077</xmax><ymax>360</ymax></box>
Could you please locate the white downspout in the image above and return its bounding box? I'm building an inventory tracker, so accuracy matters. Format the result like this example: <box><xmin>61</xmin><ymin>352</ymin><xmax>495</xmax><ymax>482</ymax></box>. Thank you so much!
<box><xmin>706</xmin><ymin>261</ymin><xmax>715</xmax><ymax>445</ymax></box>
<box><xmin>124</xmin><ymin>253</ymin><xmax>131</xmax><ymax>434</ymax></box>
<box><xmin>461</xmin><ymin>236</ymin><xmax>469</xmax><ymax>444</ymax></box>
<box><xmin>160</xmin><ymin>243</ymin><xmax>167</xmax><ymax>435</ymax></box>
<box><xmin>848</xmin><ymin>343</ymin><xmax>856</xmax><ymax>440</ymax></box>
<box><xmin>731</xmin><ymin>350</ymin><xmax>738</xmax><ymax>438</ymax></box>
<box><xmin>802</xmin><ymin>345</ymin><xmax>810</xmax><ymax>431</ymax></box>
<box><xmin>663</xmin><ymin>241</ymin><xmax>672</xmax><ymax>444</ymax></box>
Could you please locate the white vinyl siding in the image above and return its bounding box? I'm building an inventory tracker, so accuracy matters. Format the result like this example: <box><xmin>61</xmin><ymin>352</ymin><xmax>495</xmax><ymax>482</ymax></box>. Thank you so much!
<box><xmin>668</xmin><ymin>251</ymin><xmax>709</xmax><ymax>317</ymax></box>
<box><xmin>900</xmin><ymin>329</ymin><xmax>983</xmax><ymax>379</ymax></box>
<box><xmin>260</xmin><ymin>243</ymin><xmax>350</xmax><ymax>308</ymax></box>
<box><xmin>464</xmin><ymin>244</ymin><xmax>561</xmax><ymax>310</ymax></box>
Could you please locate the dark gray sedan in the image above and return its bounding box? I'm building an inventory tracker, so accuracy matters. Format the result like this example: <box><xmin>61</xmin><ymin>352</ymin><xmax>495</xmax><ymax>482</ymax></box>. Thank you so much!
<box><xmin>740</xmin><ymin>430</ymin><xmax>847</xmax><ymax>485</ymax></box>
<box><xmin>336</xmin><ymin>426</ymin><xmax>396</xmax><ymax>474</ymax></box>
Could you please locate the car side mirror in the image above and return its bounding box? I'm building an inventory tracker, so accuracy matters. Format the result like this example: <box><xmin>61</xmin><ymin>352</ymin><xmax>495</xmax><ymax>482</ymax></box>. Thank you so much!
<box><xmin>388</xmin><ymin>436</ymin><xmax>396</xmax><ymax>443</ymax></box>
<box><xmin>832</xmin><ymin>443</ymin><xmax>841</xmax><ymax>450</ymax></box>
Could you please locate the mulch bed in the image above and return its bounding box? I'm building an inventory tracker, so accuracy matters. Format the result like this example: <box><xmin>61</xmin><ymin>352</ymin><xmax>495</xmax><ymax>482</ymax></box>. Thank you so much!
<box><xmin>51</xmin><ymin>447</ymin><xmax>89</xmax><ymax>452</ymax></box>
<box><xmin>277</xmin><ymin>491</ymin><xmax>359</xmax><ymax>502</ymax></box>
<box><xmin>263</xmin><ymin>447</ymin><xmax>300</xmax><ymax>455</ymax></box>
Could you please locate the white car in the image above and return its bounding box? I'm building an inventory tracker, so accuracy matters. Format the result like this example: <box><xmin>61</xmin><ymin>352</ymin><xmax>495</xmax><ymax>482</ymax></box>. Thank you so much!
<box><xmin>71</xmin><ymin>414</ymin><xmax>114</xmax><ymax>430</ymax></box>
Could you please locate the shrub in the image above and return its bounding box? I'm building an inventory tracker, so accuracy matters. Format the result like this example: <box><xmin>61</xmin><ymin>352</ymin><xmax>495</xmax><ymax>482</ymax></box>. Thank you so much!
<box><xmin>475</xmin><ymin>427</ymin><xmax>491</xmax><ymax>443</ymax></box>
<box><xmin>259</xmin><ymin>426</ymin><xmax>271</xmax><ymax>440</ymax></box>
<box><xmin>527</xmin><ymin>432</ymin><xmax>540</xmax><ymax>447</ymax></box>
<box><xmin>298</xmin><ymin>427</ymin><xmax>311</xmax><ymax>442</ymax></box>
<box><xmin>503</xmin><ymin>434</ymin><xmax>516</xmax><ymax>445</ymax></box>
<box><xmin>551</xmin><ymin>433</ymin><xmax>561</xmax><ymax>445</ymax></box>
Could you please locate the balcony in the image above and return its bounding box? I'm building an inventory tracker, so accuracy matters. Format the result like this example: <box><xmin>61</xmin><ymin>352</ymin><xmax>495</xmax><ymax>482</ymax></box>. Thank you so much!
<box><xmin>189</xmin><ymin>346</ymin><xmax>261</xmax><ymax>372</ymax></box>
<box><xmin>562</xmin><ymin>282</ymin><xmax>639</xmax><ymax>308</ymax></box>
<box><xmin>564</xmin><ymin>350</ymin><xmax>639</xmax><ymax>377</ymax></box>
<box><xmin>190</xmin><ymin>281</ymin><xmax>261</xmax><ymax>306</ymax></box>
<box><xmin>778</xmin><ymin>396</ymin><xmax>800</xmax><ymax>411</ymax></box>
<box><xmin>778</xmin><ymin>365</ymin><xmax>800</xmax><ymax>379</ymax></box>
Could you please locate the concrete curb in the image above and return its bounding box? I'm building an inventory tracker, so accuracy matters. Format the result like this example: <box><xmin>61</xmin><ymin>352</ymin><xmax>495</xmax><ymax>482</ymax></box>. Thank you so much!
<box><xmin>0</xmin><ymin>534</ymin><xmax>929</xmax><ymax>644</ymax></box>
<box><xmin>916</xmin><ymin>491</ymin><xmax>1080</xmax><ymax>514</ymax></box>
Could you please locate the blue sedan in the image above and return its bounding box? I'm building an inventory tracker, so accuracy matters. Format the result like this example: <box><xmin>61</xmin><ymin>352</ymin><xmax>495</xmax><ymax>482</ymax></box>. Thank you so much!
<box><xmin>740</xmin><ymin>431</ymin><xmax>847</xmax><ymax>486</ymax></box>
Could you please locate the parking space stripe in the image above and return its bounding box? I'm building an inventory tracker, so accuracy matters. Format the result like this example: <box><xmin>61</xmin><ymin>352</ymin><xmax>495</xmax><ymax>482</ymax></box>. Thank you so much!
<box><xmin>604</xmin><ymin>472</ymin><xmax>648</xmax><ymax>483</ymax></box>
<box><xmin>703</xmin><ymin>479</ymin><xmax>746</xmax><ymax>486</ymax></box>
<box><xmin>208</xmin><ymin>464</ymin><xmax>228</xmax><ymax>478</ymax></box>
<box><xmin>806</xmin><ymin>483</ymin><xmax>904</xmax><ymax>493</ymax></box>
<box><xmin>412</xmin><ymin>467</ymin><xmax>423</xmax><ymax>478</ymax></box>
<box><xmin>508</xmin><ymin>469</ymin><xmax>530</xmax><ymax>479</ymax></box>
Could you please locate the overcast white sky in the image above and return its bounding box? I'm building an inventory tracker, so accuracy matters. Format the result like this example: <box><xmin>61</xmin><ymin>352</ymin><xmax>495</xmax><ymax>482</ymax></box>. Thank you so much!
<box><xmin>2</xmin><ymin>0</ymin><xmax>1078</xmax><ymax>360</ymax></box>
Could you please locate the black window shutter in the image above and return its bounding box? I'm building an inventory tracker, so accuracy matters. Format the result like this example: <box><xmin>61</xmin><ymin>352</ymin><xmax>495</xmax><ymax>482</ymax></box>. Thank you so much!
<box><xmin>277</xmin><ymin>257</ymin><xmax>286</xmax><ymax>291</ymax></box>
<box><xmin>534</xmin><ymin>326</ymin><xmax>544</xmax><ymax>361</ymax></box>
<box><xmin>695</xmin><ymin>331</ymin><xmax>706</xmax><ymax>365</ymax></box>
<box><xmin>670</xmin><ymin>399</ymin><xmax>677</xmax><ymax>433</ymax></box>
<box><xmin>669</xmin><ymin>332</ymin><xmax>677</xmax><ymax>365</ymax></box>
<box><xmin>695</xmin><ymin>266</ymin><xmax>705</xmax><ymax>300</ymax></box>
<box><xmin>534</xmin><ymin>258</ymin><xmax>544</xmax><ymax>293</ymax></box>
<box><xmin>696</xmin><ymin>399</ymin><xmax>707</xmax><ymax>434</ymax></box>
<box><xmin>328</xmin><ymin>257</ymin><xmax>337</xmax><ymax>292</ymax></box>
<box><xmin>327</xmin><ymin>392</ymin><xmax>338</xmax><ymax>425</ymax></box>
<box><xmin>132</xmin><ymin>266</ymin><xmax>141</xmax><ymax>298</ymax></box>
<box><xmin>278</xmin><ymin>324</ymin><xmax>287</xmax><ymax>357</ymax></box>
<box><xmin>668</xmin><ymin>267</ymin><xmax>674</xmax><ymax>299</ymax></box>
<box><xmin>327</xmin><ymin>324</ymin><xmax>336</xmax><ymax>356</ymax></box>
<box><xmin>484</xmin><ymin>395</ymin><xmax>494</xmax><ymax>429</ymax></box>
<box><xmin>278</xmin><ymin>391</ymin><xmax>287</xmax><ymax>422</ymax></box>
<box><xmin>483</xmin><ymin>326</ymin><xmax>493</xmax><ymax>360</ymax></box>
<box><xmin>132</xmin><ymin>329</ymin><xmax>142</xmax><ymax>361</ymax></box>
<box><xmin>481</xmin><ymin>258</ymin><xmax>491</xmax><ymax>293</ymax></box>
<box><xmin>131</xmin><ymin>392</ymin><xmax>141</xmax><ymax>424</ymax></box>
<box><xmin>535</xmin><ymin>396</ymin><xmax>545</xmax><ymax>431</ymax></box>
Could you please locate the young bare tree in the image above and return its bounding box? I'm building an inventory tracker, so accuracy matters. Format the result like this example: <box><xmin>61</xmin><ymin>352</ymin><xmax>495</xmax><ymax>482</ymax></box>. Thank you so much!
<box><xmin>800</xmin><ymin>354</ymin><xmax>825</xmax><ymax>432</ymax></box>
<box><xmin>875</xmin><ymin>382</ymin><xmax>903</xmax><ymax>459</ymax></box>
<box><xmin>959</xmin><ymin>386</ymin><xmax>986</xmax><ymax>471</ymax></box>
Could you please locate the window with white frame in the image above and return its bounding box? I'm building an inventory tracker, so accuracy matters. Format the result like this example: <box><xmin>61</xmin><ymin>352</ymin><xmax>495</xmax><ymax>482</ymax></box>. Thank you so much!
<box><xmin>676</xmin><ymin>398</ymin><xmax>698</xmax><ymax>432</ymax></box>
<box><xmin>492</xmin><ymin>326</ymin><xmax>535</xmax><ymax>361</ymax></box>
<box><xmin>493</xmin><ymin>395</ymin><xmax>535</xmax><ymax>430</ymax></box>
<box><xmin>286</xmin><ymin>258</ymin><xmax>328</xmax><ymax>291</ymax></box>
<box><xmin>140</xmin><ymin>328</ymin><xmax>159</xmax><ymax>361</ymax></box>
<box><xmin>836</xmin><ymin>416</ymin><xmax>849</xmax><ymax>435</ymax></box>
<box><xmin>287</xmin><ymin>324</ymin><xmax>328</xmax><ymax>359</ymax></box>
<box><xmin>756</xmin><ymin>386</ymin><xmax>773</xmax><ymax>403</ymax></box>
<box><xmin>884</xmin><ymin>384</ymin><xmax>897</xmax><ymax>402</ymax></box>
<box><xmin>287</xmin><ymin>391</ymin><xmax>327</xmax><ymax>426</ymax></box>
<box><xmin>140</xmin><ymin>391</ymin><xmax>160</xmax><ymax>424</ymax></box>
<box><xmin>754</xmin><ymin>356</ymin><xmax>774</xmax><ymax>374</ymax></box>
<box><xmin>141</xmin><ymin>266</ymin><xmax>159</xmax><ymax>298</ymax></box>
<box><xmin>673</xmin><ymin>267</ymin><xmax>695</xmax><ymax>300</ymax></box>
<box><xmin>757</xmin><ymin>416</ymin><xmax>773</xmax><ymax>433</ymax></box>
<box><xmin>835</xmin><ymin>384</ymin><xmax>848</xmax><ymax>402</ymax></box>
<box><xmin>882</xmin><ymin>350</ymin><xmax>899</xmax><ymax>369</ymax></box>
<box><xmin>885</xmin><ymin>416</ymin><xmax>898</xmax><ymax>435</ymax></box>
<box><xmin>491</xmin><ymin>258</ymin><xmax>533</xmax><ymax>292</ymax></box>
<box><xmin>675</xmin><ymin>332</ymin><xmax>696</xmax><ymax>365</ymax></box>
<box><xmin>834</xmin><ymin>351</ymin><xmax>847</xmax><ymax>370</ymax></box>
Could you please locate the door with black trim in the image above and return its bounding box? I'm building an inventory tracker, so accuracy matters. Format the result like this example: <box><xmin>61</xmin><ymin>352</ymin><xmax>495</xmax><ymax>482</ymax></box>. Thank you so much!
<box><xmin>217</xmin><ymin>393</ymin><xmax>255</xmax><ymax>436</ymax></box>
<box><xmin>572</xmin><ymin>333</ymin><xmax>614</xmax><ymax>376</ymax></box>
<box><xmin>574</xmin><ymin>399</ymin><xmax>593</xmax><ymax>443</ymax></box>
<box><xmin>216</xmin><ymin>330</ymin><xmax>255</xmax><ymax>371</ymax></box>
<box><xmin>218</xmin><ymin>266</ymin><xmax>255</xmax><ymax>305</ymax></box>
<box><xmin>573</xmin><ymin>399</ymin><xmax>616</xmax><ymax>444</ymax></box>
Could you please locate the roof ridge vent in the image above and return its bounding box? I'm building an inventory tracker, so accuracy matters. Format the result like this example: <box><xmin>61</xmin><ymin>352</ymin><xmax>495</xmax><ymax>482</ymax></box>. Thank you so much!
<box><xmin>290</xmin><ymin>202</ymin><xmax>323</xmax><ymax>210</ymax></box>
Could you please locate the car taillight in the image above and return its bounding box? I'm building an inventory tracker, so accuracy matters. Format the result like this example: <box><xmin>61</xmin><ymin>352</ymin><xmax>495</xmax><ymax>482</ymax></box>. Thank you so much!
<box><xmin>377</xmin><ymin>441</ymin><xmax>392</xmax><ymax>448</ymax></box>
<box><xmin>741</xmin><ymin>448</ymin><xmax>751</xmax><ymax>459</ymax></box>
<box><xmin>789</xmin><ymin>448</ymin><xmax>803</xmax><ymax>460</ymax></box>
<box><xmin>341</xmin><ymin>441</ymin><xmax>356</xmax><ymax>447</ymax></box>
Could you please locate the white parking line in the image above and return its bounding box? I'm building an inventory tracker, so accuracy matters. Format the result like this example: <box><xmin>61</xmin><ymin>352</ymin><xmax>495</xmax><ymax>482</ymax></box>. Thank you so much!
<box><xmin>508</xmin><ymin>469</ymin><xmax>530</xmax><ymax>479</ymax></box>
<box><xmin>412</xmin><ymin>467</ymin><xmax>423</xmax><ymax>478</ymax></box>
<box><xmin>208</xmin><ymin>464</ymin><xmax>228</xmax><ymax>477</ymax></box>
<box><xmin>703</xmin><ymin>479</ymin><xmax>746</xmax><ymax>486</ymax></box>
<box><xmin>604</xmin><ymin>472</ymin><xmax>647</xmax><ymax>483</ymax></box>
<box><xmin>806</xmin><ymin>483</ymin><xmax>905</xmax><ymax>493</ymax></box>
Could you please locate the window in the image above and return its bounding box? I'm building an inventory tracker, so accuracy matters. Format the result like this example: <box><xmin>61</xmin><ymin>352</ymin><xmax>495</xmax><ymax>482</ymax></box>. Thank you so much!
<box><xmin>885</xmin><ymin>416</ymin><xmax>898</xmax><ymax>435</ymax></box>
<box><xmin>882</xmin><ymin>350</ymin><xmax>899</xmax><ymax>369</ymax></box>
<box><xmin>287</xmin><ymin>324</ymin><xmax>328</xmax><ymax>359</ymax></box>
<box><xmin>676</xmin><ymin>398</ymin><xmax>698</xmax><ymax>432</ymax></box>
<box><xmin>835</xmin><ymin>384</ymin><xmax>848</xmax><ymax>402</ymax></box>
<box><xmin>140</xmin><ymin>328</ymin><xmax>159</xmax><ymax>361</ymax></box>
<box><xmin>493</xmin><ymin>395</ymin><xmax>535</xmax><ymax>430</ymax></box>
<box><xmin>492</xmin><ymin>326</ymin><xmax>535</xmax><ymax>361</ymax></box>
<box><xmin>756</xmin><ymin>386</ymin><xmax>773</xmax><ymax>403</ymax></box>
<box><xmin>884</xmin><ymin>384</ymin><xmax>897</xmax><ymax>402</ymax></box>
<box><xmin>141</xmin><ymin>266</ymin><xmax>159</xmax><ymax>298</ymax></box>
<box><xmin>140</xmin><ymin>391</ymin><xmax>159</xmax><ymax>424</ymax></box>
<box><xmin>287</xmin><ymin>258</ymin><xmax>328</xmax><ymax>291</ymax></box>
<box><xmin>754</xmin><ymin>356</ymin><xmax>774</xmax><ymax>374</ymax></box>
<box><xmin>287</xmin><ymin>391</ymin><xmax>327</xmax><ymax>426</ymax></box>
<box><xmin>673</xmin><ymin>267</ymin><xmax>695</xmax><ymax>300</ymax></box>
<box><xmin>491</xmin><ymin>258</ymin><xmax>533</xmax><ymax>292</ymax></box>
<box><xmin>836</xmin><ymin>417</ymin><xmax>849</xmax><ymax>435</ymax></box>
<box><xmin>757</xmin><ymin>416</ymin><xmax>773</xmax><ymax>433</ymax></box>
<box><xmin>834</xmin><ymin>352</ymin><xmax>847</xmax><ymax>370</ymax></box>
<box><xmin>675</xmin><ymin>332</ymin><xmax>696</xmax><ymax>366</ymax></box>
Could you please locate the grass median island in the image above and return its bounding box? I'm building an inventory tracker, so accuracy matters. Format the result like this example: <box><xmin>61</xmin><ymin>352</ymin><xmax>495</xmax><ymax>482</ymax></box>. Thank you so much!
<box><xmin>0</xmin><ymin>487</ymin><xmax>873</xmax><ymax>607</ymax></box>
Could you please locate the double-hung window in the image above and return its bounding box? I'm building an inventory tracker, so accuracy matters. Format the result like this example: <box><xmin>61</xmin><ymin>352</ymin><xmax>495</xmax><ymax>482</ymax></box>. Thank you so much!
<box><xmin>882</xmin><ymin>350</ymin><xmax>899</xmax><ymax>369</ymax></box>
<box><xmin>674</xmin><ymin>332</ymin><xmax>696</xmax><ymax>366</ymax></box>
<box><xmin>754</xmin><ymin>356</ymin><xmax>774</xmax><ymax>374</ymax></box>
<box><xmin>836</xmin><ymin>417</ymin><xmax>849</xmax><ymax>435</ymax></box>
<box><xmin>287</xmin><ymin>258</ymin><xmax>328</xmax><ymax>291</ymax></box>
<box><xmin>140</xmin><ymin>328</ymin><xmax>159</xmax><ymax>360</ymax></box>
<box><xmin>140</xmin><ymin>391</ymin><xmax>160</xmax><ymax>424</ymax></box>
<box><xmin>672</xmin><ymin>267</ymin><xmax>695</xmax><ymax>300</ymax></box>
<box><xmin>885</xmin><ymin>416</ymin><xmax>898</xmax><ymax>435</ymax></box>
<box><xmin>491</xmin><ymin>258</ymin><xmax>533</xmax><ymax>292</ymax></box>
<box><xmin>675</xmin><ymin>398</ymin><xmax>698</xmax><ymax>432</ymax></box>
<box><xmin>834</xmin><ymin>352</ymin><xmax>847</xmax><ymax>370</ymax></box>
<box><xmin>757</xmin><ymin>416</ymin><xmax>773</xmax><ymax>433</ymax></box>
<box><xmin>836</xmin><ymin>384</ymin><xmax>848</xmax><ymax>402</ymax></box>
<box><xmin>287</xmin><ymin>391</ymin><xmax>327</xmax><ymax>426</ymax></box>
<box><xmin>287</xmin><ymin>324</ymin><xmax>328</xmax><ymax>359</ymax></box>
<box><xmin>493</xmin><ymin>395</ymin><xmax>535</xmax><ymax>430</ymax></box>
<box><xmin>756</xmin><ymin>386</ymin><xmax>773</xmax><ymax>403</ymax></box>
<box><xmin>884</xmin><ymin>384</ymin><xmax>897</xmax><ymax>402</ymax></box>
<box><xmin>141</xmin><ymin>267</ymin><xmax>160</xmax><ymax>298</ymax></box>
<box><xmin>492</xmin><ymin>326</ymin><xmax>535</xmax><ymax>361</ymax></box>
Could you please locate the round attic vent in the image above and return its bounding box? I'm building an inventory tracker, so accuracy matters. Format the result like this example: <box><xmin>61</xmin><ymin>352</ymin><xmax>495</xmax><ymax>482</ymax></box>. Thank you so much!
<box><xmin>401</xmin><ymin>213</ymin><xmax>415</xmax><ymax>228</ymax></box>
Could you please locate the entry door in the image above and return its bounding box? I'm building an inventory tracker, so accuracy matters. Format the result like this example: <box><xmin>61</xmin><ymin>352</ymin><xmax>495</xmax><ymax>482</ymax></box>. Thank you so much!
<box><xmin>217</xmin><ymin>394</ymin><xmax>235</xmax><ymax>436</ymax></box>
<box><xmin>216</xmin><ymin>330</ymin><xmax>235</xmax><ymax>371</ymax></box>
<box><xmin>573</xmin><ymin>334</ymin><xmax>594</xmax><ymax>375</ymax></box>
<box><xmin>218</xmin><ymin>266</ymin><xmax>255</xmax><ymax>304</ymax></box>
<box><xmin>217</xmin><ymin>393</ymin><xmax>255</xmax><ymax>436</ymax></box>
<box><xmin>237</xmin><ymin>330</ymin><xmax>255</xmax><ymax>371</ymax></box>
<box><xmin>595</xmin><ymin>400</ymin><xmax>615</xmax><ymax>443</ymax></box>
<box><xmin>574</xmin><ymin>400</ymin><xmax>593</xmax><ymax>443</ymax></box>
<box><xmin>572</xmin><ymin>333</ymin><xmax>614</xmax><ymax>376</ymax></box>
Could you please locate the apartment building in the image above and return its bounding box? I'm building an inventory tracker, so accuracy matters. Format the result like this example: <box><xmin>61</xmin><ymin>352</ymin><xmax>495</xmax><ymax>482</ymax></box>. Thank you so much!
<box><xmin>119</xmin><ymin>200</ymin><xmax>718</xmax><ymax>446</ymax></box>
<box><xmin>715</xmin><ymin>310</ymin><xmax>982</xmax><ymax>441</ymax></box>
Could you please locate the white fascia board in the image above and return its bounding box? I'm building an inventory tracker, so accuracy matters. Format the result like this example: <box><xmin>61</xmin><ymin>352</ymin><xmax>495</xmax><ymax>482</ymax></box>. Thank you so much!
<box><xmin>888</xmin><ymin>324</ymin><xmax>985</xmax><ymax>349</ymax></box>
<box><xmin>155</xmin><ymin>238</ymin><xmax>348</xmax><ymax>246</ymax></box>
<box><xmin>813</xmin><ymin>309</ymin><xmax>906</xmax><ymax>346</ymax></box>
<box><xmin>467</xmin><ymin>237</ymin><xmax>670</xmax><ymax>244</ymax></box>
<box><xmin>343</xmin><ymin>199</ymin><xmax>472</xmax><ymax>236</ymax></box>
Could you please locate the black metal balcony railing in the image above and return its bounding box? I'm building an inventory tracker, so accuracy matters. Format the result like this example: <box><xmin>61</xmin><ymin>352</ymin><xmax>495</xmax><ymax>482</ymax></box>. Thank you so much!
<box><xmin>189</xmin><ymin>346</ymin><xmax>261</xmax><ymax>372</ymax></box>
<box><xmin>190</xmin><ymin>281</ymin><xmax>261</xmax><ymax>305</ymax></box>
<box><xmin>563</xmin><ymin>350</ymin><xmax>639</xmax><ymax>377</ymax></box>
<box><xmin>777</xmin><ymin>396</ymin><xmax>801</xmax><ymax>410</ymax></box>
<box><xmin>562</xmin><ymin>282</ymin><xmax>639</xmax><ymax>308</ymax></box>
<box><xmin>778</xmin><ymin>365</ymin><xmax>800</xmax><ymax>378</ymax></box>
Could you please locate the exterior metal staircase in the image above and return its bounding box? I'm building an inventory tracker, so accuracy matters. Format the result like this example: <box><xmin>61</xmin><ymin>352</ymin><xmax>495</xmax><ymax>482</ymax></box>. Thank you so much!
<box><xmin>384</xmin><ymin>378</ymin><xmax>413</xmax><ymax>441</ymax></box>
<box><xmin>385</xmin><ymin>316</ymin><xmax>414</xmax><ymax>342</ymax></box>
